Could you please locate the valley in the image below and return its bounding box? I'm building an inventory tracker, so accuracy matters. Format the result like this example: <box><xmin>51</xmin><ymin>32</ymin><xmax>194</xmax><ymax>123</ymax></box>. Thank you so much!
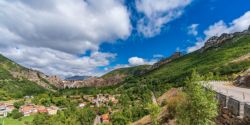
<box><xmin>0</xmin><ymin>27</ymin><xmax>250</xmax><ymax>125</ymax></box>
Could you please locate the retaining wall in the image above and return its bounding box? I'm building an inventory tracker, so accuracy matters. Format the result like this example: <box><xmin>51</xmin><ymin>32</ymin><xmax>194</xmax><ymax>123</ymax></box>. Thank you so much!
<box><xmin>244</xmin><ymin>103</ymin><xmax>250</xmax><ymax>118</ymax></box>
<box><xmin>227</xmin><ymin>97</ymin><xmax>245</xmax><ymax>117</ymax></box>
<box><xmin>217</xmin><ymin>92</ymin><xmax>227</xmax><ymax>108</ymax></box>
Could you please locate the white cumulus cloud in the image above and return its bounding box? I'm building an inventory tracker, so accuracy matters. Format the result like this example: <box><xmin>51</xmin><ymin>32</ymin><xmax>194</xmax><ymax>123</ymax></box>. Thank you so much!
<box><xmin>0</xmin><ymin>0</ymin><xmax>131</xmax><ymax>77</ymax></box>
<box><xmin>187</xmin><ymin>11</ymin><xmax>250</xmax><ymax>53</ymax></box>
<box><xmin>135</xmin><ymin>0</ymin><xmax>192</xmax><ymax>37</ymax></box>
<box><xmin>128</xmin><ymin>57</ymin><xmax>156</xmax><ymax>66</ymax></box>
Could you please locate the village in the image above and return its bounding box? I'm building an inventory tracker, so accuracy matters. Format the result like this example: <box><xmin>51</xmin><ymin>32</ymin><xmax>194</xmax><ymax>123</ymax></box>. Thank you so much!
<box><xmin>0</xmin><ymin>94</ymin><xmax>119</xmax><ymax>124</ymax></box>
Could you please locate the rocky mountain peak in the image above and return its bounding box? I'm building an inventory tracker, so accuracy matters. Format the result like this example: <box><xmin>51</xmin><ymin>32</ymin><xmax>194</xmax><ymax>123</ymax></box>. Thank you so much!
<box><xmin>201</xmin><ymin>26</ymin><xmax>250</xmax><ymax>52</ymax></box>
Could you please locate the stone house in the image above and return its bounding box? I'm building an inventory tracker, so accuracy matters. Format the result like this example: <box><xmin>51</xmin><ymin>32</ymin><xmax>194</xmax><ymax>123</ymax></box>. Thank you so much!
<box><xmin>20</xmin><ymin>105</ymin><xmax>38</xmax><ymax>116</ymax></box>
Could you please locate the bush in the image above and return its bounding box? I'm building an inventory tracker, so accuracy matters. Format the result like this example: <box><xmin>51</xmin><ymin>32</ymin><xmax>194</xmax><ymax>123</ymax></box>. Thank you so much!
<box><xmin>11</xmin><ymin>109</ymin><xmax>24</xmax><ymax>119</ymax></box>
<box><xmin>146</xmin><ymin>103</ymin><xmax>161</xmax><ymax>125</ymax></box>
<box><xmin>14</xmin><ymin>100</ymin><xmax>25</xmax><ymax>109</ymax></box>
<box><xmin>166</xmin><ymin>91</ymin><xmax>186</xmax><ymax>118</ymax></box>
<box><xmin>176</xmin><ymin>71</ymin><xmax>218</xmax><ymax>125</ymax></box>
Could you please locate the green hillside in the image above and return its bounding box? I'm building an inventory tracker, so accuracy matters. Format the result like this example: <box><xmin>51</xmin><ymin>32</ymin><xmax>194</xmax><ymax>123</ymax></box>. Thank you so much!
<box><xmin>62</xmin><ymin>33</ymin><xmax>250</xmax><ymax>97</ymax></box>
<box><xmin>144</xmin><ymin>34</ymin><xmax>250</xmax><ymax>82</ymax></box>
<box><xmin>117</xmin><ymin>33</ymin><xmax>250</xmax><ymax>98</ymax></box>
<box><xmin>102</xmin><ymin>65</ymin><xmax>150</xmax><ymax>79</ymax></box>
<box><xmin>0</xmin><ymin>55</ymin><xmax>47</xmax><ymax>100</ymax></box>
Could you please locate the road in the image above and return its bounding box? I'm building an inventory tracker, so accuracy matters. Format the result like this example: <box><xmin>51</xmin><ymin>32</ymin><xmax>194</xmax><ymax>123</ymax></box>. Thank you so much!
<box><xmin>207</xmin><ymin>81</ymin><xmax>250</xmax><ymax>102</ymax></box>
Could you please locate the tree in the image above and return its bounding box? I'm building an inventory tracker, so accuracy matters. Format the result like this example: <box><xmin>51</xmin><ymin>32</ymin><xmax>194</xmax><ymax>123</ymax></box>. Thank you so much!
<box><xmin>10</xmin><ymin>109</ymin><xmax>23</xmax><ymax>119</ymax></box>
<box><xmin>32</xmin><ymin>113</ymin><xmax>50</xmax><ymax>125</ymax></box>
<box><xmin>14</xmin><ymin>100</ymin><xmax>25</xmax><ymax>109</ymax></box>
<box><xmin>176</xmin><ymin>71</ymin><xmax>218</xmax><ymax>125</ymax></box>
<box><xmin>78</xmin><ymin>108</ymin><xmax>96</xmax><ymax>125</ymax></box>
<box><xmin>111</xmin><ymin>112</ymin><xmax>129</xmax><ymax>125</ymax></box>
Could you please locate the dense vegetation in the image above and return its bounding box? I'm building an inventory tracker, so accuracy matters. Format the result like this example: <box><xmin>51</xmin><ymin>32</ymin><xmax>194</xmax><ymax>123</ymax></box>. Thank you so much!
<box><xmin>0</xmin><ymin>78</ymin><xmax>46</xmax><ymax>100</ymax></box>
<box><xmin>32</xmin><ymin>107</ymin><xmax>96</xmax><ymax>125</ymax></box>
<box><xmin>50</xmin><ymin>34</ymin><xmax>250</xmax><ymax>124</ymax></box>
<box><xmin>0</xmin><ymin>55</ymin><xmax>47</xmax><ymax>100</ymax></box>
<box><xmin>144</xmin><ymin>35</ymin><xmax>250</xmax><ymax>84</ymax></box>
<box><xmin>176</xmin><ymin>71</ymin><xmax>218</xmax><ymax>125</ymax></box>
<box><xmin>0</xmin><ymin>33</ymin><xmax>249</xmax><ymax>125</ymax></box>
<box><xmin>102</xmin><ymin>65</ymin><xmax>150</xmax><ymax>79</ymax></box>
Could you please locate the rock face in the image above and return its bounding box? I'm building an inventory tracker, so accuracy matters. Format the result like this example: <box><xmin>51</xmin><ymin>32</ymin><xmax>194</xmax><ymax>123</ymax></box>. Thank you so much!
<box><xmin>201</xmin><ymin>25</ymin><xmax>250</xmax><ymax>52</ymax></box>
<box><xmin>10</xmin><ymin>69</ymin><xmax>57</xmax><ymax>91</ymax></box>
<box><xmin>61</xmin><ymin>74</ymin><xmax>126</xmax><ymax>89</ymax></box>
<box><xmin>150</xmin><ymin>52</ymin><xmax>182</xmax><ymax>70</ymax></box>
<box><xmin>44</xmin><ymin>74</ymin><xmax>126</xmax><ymax>89</ymax></box>
<box><xmin>201</xmin><ymin>33</ymin><xmax>234</xmax><ymax>51</ymax></box>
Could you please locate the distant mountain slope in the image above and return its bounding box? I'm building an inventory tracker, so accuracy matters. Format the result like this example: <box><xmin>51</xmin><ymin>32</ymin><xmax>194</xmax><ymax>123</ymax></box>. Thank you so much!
<box><xmin>116</xmin><ymin>27</ymin><xmax>250</xmax><ymax>98</ymax></box>
<box><xmin>65</xmin><ymin>75</ymin><xmax>92</xmax><ymax>81</ymax></box>
<box><xmin>143</xmin><ymin>30</ymin><xmax>250</xmax><ymax>83</ymax></box>
<box><xmin>61</xmin><ymin>65</ymin><xmax>151</xmax><ymax>88</ymax></box>
<box><xmin>102</xmin><ymin>65</ymin><xmax>150</xmax><ymax>79</ymax></box>
<box><xmin>0</xmin><ymin>54</ymin><xmax>57</xmax><ymax>100</ymax></box>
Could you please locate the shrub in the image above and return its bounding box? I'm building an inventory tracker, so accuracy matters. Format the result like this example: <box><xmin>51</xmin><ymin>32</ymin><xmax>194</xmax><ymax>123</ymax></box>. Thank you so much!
<box><xmin>11</xmin><ymin>109</ymin><xmax>24</xmax><ymax>119</ymax></box>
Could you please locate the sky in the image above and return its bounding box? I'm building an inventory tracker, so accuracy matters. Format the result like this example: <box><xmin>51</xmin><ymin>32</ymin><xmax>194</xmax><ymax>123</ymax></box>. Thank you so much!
<box><xmin>0</xmin><ymin>0</ymin><xmax>250</xmax><ymax>78</ymax></box>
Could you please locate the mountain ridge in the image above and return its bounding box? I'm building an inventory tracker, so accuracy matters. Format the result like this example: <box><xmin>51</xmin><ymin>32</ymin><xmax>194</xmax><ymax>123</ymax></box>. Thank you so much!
<box><xmin>0</xmin><ymin>26</ymin><xmax>250</xmax><ymax>96</ymax></box>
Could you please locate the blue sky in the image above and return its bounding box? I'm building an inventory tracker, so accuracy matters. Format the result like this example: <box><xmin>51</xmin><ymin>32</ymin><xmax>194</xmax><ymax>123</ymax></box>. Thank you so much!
<box><xmin>0</xmin><ymin>0</ymin><xmax>250</xmax><ymax>77</ymax></box>
<box><xmin>97</xmin><ymin>0</ymin><xmax>250</xmax><ymax>73</ymax></box>
<box><xmin>102</xmin><ymin>0</ymin><xmax>250</xmax><ymax>69</ymax></box>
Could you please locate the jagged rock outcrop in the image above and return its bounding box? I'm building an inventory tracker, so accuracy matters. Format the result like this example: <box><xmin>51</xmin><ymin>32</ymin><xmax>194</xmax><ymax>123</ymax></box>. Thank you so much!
<box><xmin>9</xmin><ymin>68</ymin><xmax>57</xmax><ymax>91</ymax></box>
<box><xmin>235</xmin><ymin>69</ymin><xmax>250</xmax><ymax>88</ymax></box>
<box><xmin>201</xmin><ymin>33</ymin><xmax>234</xmax><ymax>51</ymax></box>
<box><xmin>46</xmin><ymin>75</ymin><xmax>64</xmax><ymax>88</ymax></box>
<box><xmin>201</xmin><ymin>26</ymin><xmax>250</xmax><ymax>52</ymax></box>
<box><xmin>61</xmin><ymin>74</ymin><xmax>126</xmax><ymax>88</ymax></box>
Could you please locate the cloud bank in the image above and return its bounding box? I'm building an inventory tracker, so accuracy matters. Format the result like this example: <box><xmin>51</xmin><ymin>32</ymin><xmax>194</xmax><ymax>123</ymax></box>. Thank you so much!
<box><xmin>0</xmin><ymin>0</ymin><xmax>131</xmax><ymax>77</ymax></box>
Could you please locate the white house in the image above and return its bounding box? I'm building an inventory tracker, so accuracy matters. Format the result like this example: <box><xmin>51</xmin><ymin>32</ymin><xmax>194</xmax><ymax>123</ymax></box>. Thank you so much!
<box><xmin>0</xmin><ymin>104</ymin><xmax>7</xmax><ymax>118</ymax></box>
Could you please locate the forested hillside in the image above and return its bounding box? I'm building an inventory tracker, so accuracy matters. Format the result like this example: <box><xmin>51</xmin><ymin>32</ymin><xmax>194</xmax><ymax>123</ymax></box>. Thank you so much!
<box><xmin>0</xmin><ymin>55</ymin><xmax>48</xmax><ymax>100</ymax></box>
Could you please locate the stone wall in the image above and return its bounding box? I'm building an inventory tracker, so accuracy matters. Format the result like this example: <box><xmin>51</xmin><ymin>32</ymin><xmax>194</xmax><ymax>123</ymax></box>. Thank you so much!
<box><xmin>244</xmin><ymin>103</ymin><xmax>250</xmax><ymax>118</ymax></box>
<box><xmin>216</xmin><ymin>93</ymin><xmax>250</xmax><ymax>125</ymax></box>
<box><xmin>228</xmin><ymin>98</ymin><xmax>241</xmax><ymax>116</ymax></box>
<box><xmin>217</xmin><ymin>93</ymin><xmax>227</xmax><ymax>108</ymax></box>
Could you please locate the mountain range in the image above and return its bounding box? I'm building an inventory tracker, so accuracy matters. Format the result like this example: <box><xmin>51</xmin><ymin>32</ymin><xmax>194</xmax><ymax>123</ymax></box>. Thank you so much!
<box><xmin>0</xmin><ymin>26</ymin><xmax>250</xmax><ymax>100</ymax></box>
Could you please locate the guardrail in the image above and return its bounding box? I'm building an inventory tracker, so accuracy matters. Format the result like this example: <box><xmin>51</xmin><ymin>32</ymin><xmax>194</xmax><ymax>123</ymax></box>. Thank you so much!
<box><xmin>216</xmin><ymin>90</ymin><xmax>250</xmax><ymax>118</ymax></box>
<box><xmin>204</xmin><ymin>81</ymin><xmax>250</xmax><ymax>118</ymax></box>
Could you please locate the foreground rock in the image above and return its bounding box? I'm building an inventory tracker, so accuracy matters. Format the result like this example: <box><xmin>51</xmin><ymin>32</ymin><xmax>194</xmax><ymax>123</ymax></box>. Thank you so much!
<box><xmin>235</xmin><ymin>68</ymin><xmax>250</xmax><ymax>88</ymax></box>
